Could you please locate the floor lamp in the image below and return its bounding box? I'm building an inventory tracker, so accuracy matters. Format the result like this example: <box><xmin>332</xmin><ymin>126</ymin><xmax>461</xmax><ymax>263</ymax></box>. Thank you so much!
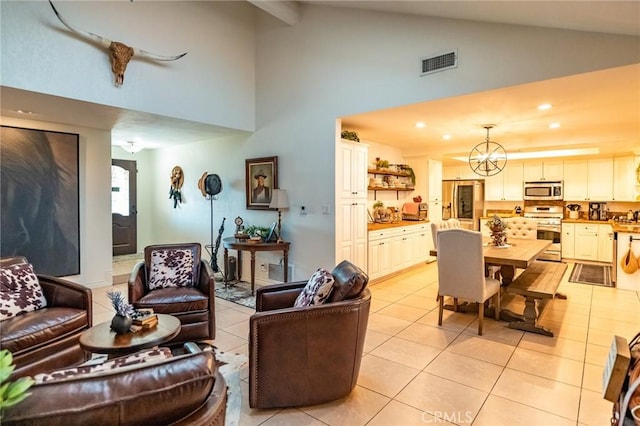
<box><xmin>269</xmin><ymin>189</ymin><xmax>289</xmax><ymax>242</ymax></box>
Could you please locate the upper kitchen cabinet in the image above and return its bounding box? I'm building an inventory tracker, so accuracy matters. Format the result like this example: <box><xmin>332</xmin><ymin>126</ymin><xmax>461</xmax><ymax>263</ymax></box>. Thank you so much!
<box><xmin>523</xmin><ymin>161</ymin><xmax>563</xmax><ymax>182</ymax></box>
<box><xmin>612</xmin><ymin>156</ymin><xmax>637</xmax><ymax>201</ymax></box>
<box><xmin>485</xmin><ymin>163</ymin><xmax>523</xmax><ymax>201</ymax></box>
<box><xmin>443</xmin><ymin>164</ymin><xmax>476</xmax><ymax>181</ymax></box>
<box><xmin>337</xmin><ymin>140</ymin><xmax>368</xmax><ymax>199</ymax></box>
<box><xmin>563</xmin><ymin>159</ymin><xmax>613</xmax><ymax>201</ymax></box>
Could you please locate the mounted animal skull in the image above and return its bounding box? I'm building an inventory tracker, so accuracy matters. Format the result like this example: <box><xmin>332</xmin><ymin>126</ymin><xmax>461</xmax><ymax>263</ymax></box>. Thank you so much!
<box><xmin>49</xmin><ymin>1</ymin><xmax>187</xmax><ymax>87</ymax></box>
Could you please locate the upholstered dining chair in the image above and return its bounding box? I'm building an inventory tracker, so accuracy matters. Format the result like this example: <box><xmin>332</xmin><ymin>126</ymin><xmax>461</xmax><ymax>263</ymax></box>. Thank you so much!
<box><xmin>436</xmin><ymin>228</ymin><xmax>501</xmax><ymax>335</ymax></box>
<box><xmin>430</xmin><ymin>218</ymin><xmax>461</xmax><ymax>250</ymax></box>
<box><xmin>128</xmin><ymin>243</ymin><xmax>215</xmax><ymax>344</ymax></box>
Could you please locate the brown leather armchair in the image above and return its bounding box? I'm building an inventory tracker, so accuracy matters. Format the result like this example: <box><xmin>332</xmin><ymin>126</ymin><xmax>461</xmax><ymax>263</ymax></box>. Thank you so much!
<box><xmin>0</xmin><ymin>256</ymin><xmax>92</xmax><ymax>379</ymax></box>
<box><xmin>249</xmin><ymin>260</ymin><xmax>371</xmax><ymax>409</ymax></box>
<box><xmin>128</xmin><ymin>243</ymin><xmax>215</xmax><ymax>344</ymax></box>
<box><xmin>3</xmin><ymin>343</ymin><xmax>227</xmax><ymax>426</ymax></box>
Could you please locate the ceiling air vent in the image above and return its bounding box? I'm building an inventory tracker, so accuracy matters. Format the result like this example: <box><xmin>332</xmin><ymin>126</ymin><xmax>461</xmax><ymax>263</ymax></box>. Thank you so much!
<box><xmin>420</xmin><ymin>50</ymin><xmax>457</xmax><ymax>76</ymax></box>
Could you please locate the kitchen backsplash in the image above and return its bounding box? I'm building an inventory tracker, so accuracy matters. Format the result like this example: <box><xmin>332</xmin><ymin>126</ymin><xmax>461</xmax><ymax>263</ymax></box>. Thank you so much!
<box><xmin>484</xmin><ymin>200</ymin><xmax>640</xmax><ymax>220</ymax></box>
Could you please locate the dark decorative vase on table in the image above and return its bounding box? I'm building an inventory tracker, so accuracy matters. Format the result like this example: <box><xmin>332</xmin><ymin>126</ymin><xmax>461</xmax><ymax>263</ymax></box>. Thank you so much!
<box><xmin>110</xmin><ymin>314</ymin><xmax>132</xmax><ymax>334</ymax></box>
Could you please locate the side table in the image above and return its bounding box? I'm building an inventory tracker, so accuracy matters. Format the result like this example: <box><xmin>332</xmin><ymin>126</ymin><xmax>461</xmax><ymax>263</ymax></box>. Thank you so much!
<box><xmin>222</xmin><ymin>237</ymin><xmax>290</xmax><ymax>294</ymax></box>
<box><xmin>79</xmin><ymin>313</ymin><xmax>181</xmax><ymax>357</ymax></box>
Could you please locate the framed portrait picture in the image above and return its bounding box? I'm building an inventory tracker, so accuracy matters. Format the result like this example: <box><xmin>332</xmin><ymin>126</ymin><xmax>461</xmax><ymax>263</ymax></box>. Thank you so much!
<box><xmin>246</xmin><ymin>156</ymin><xmax>278</xmax><ymax>210</ymax></box>
<box><xmin>0</xmin><ymin>125</ymin><xmax>80</xmax><ymax>276</ymax></box>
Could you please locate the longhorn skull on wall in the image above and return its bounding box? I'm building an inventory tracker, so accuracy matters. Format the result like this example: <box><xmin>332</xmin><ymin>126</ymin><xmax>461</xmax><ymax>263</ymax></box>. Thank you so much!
<box><xmin>48</xmin><ymin>1</ymin><xmax>187</xmax><ymax>87</ymax></box>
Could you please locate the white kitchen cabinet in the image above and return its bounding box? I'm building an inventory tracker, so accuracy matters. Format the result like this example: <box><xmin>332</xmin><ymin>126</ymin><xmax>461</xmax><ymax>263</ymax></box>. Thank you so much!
<box><xmin>443</xmin><ymin>165</ymin><xmax>476</xmax><ymax>181</ymax></box>
<box><xmin>574</xmin><ymin>224</ymin><xmax>599</xmax><ymax>261</ymax></box>
<box><xmin>561</xmin><ymin>223</ymin><xmax>575</xmax><ymax>258</ymax></box>
<box><xmin>368</xmin><ymin>232</ymin><xmax>392</xmax><ymax>280</ymax></box>
<box><xmin>367</xmin><ymin>223</ymin><xmax>431</xmax><ymax>280</ymax></box>
<box><xmin>563</xmin><ymin>159</ymin><xmax>613</xmax><ymax>201</ymax></box>
<box><xmin>562</xmin><ymin>222</ymin><xmax>613</xmax><ymax>262</ymax></box>
<box><xmin>337</xmin><ymin>140</ymin><xmax>368</xmax><ymax>199</ymax></box>
<box><xmin>612</xmin><ymin>156</ymin><xmax>636</xmax><ymax>201</ymax></box>
<box><xmin>597</xmin><ymin>224</ymin><xmax>613</xmax><ymax>263</ymax></box>
<box><xmin>428</xmin><ymin>159</ymin><xmax>443</xmax><ymax>202</ymax></box>
<box><xmin>523</xmin><ymin>161</ymin><xmax>563</xmax><ymax>181</ymax></box>
<box><xmin>484</xmin><ymin>163</ymin><xmax>523</xmax><ymax>201</ymax></box>
<box><xmin>336</xmin><ymin>140</ymin><xmax>368</xmax><ymax>268</ymax></box>
<box><xmin>336</xmin><ymin>200</ymin><xmax>368</xmax><ymax>268</ymax></box>
<box><xmin>428</xmin><ymin>200</ymin><xmax>442</xmax><ymax>222</ymax></box>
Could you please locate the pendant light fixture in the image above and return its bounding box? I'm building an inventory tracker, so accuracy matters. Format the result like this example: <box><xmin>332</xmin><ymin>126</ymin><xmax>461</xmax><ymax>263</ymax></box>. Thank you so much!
<box><xmin>468</xmin><ymin>124</ymin><xmax>507</xmax><ymax>177</ymax></box>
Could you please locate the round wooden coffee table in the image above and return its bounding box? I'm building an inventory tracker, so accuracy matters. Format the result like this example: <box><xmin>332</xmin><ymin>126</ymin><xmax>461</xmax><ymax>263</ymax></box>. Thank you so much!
<box><xmin>80</xmin><ymin>314</ymin><xmax>181</xmax><ymax>357</ymax></box>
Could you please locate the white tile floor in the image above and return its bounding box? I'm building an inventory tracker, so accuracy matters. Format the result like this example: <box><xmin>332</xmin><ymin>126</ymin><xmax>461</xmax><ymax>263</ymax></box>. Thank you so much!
<box><xmin>95</xmin><ymin>260</ymin><xmax>640</xmax><ymax>425</ymax></box>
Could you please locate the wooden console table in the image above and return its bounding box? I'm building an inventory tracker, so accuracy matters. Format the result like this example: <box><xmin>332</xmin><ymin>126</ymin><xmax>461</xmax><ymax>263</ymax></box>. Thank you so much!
<box><xmin>222</xmin><ymin>237</ymin><xmax>290</xmax><ymax>294</ymax></box>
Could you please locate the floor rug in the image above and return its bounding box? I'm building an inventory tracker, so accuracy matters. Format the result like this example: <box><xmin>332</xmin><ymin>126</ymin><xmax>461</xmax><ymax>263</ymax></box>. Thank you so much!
<box><xmin>569</xmin><ymin>263</ymin><xmax>613</xmax><ymax>287</ymax></box>
<box><xmin>169</xmin><ymin>344</ymin><xmax>247</xmax><ymax>426</ymax></box>
<box><xmin>215</xmin><ymin>280</ymin><xmax>256</xmax><ymax>309</ymax></box>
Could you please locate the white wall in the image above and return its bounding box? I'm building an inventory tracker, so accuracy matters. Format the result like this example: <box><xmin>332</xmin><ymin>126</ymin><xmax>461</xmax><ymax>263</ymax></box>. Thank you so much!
<box><xmin>1</xmin><ymin>1</ymin><xmax>256</xmax><ymax>131</ymax></box>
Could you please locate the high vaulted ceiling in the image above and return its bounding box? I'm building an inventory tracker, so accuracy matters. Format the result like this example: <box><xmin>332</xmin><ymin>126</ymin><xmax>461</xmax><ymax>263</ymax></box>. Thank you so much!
<box><xmin>2</xmin><ymin>1</ymin><xmax>639</xmax><ymax>158</ymax></box>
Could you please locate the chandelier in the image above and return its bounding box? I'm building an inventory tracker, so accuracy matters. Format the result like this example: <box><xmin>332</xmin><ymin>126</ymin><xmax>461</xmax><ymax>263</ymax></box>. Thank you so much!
<box><xmin>468</xmin><ymin>125</ymin><xmax>506</xmax><ymax>177</ymax></box>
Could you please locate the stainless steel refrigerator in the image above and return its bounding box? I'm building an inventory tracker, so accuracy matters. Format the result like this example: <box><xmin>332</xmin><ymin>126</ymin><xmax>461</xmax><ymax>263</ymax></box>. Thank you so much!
<box><xmin>441</xmin><ymin>180</ymin><xmax>485</xmax><ymax>231</ymax></box>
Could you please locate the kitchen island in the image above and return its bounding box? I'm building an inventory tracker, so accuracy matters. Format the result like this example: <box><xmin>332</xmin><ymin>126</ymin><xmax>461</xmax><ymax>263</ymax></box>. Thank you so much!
<box><xmin>612</xmin><ymin>222</ymin><xmax>640</xmax><ymax>291</ymax></box>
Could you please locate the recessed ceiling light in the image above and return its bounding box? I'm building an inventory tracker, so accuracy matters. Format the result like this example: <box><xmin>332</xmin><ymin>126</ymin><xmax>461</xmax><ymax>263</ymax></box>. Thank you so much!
<box><xmin>415</xmin><ymin>122</ymin><xmax>426</xmax><ymax>128</ymax></box>
<box><xmin>537</xmin><ymin>103</ymin><xmax>552</xmax><ymax>111</ymax></box>
<box><xmin>442</xmin><ymin>134</ymin><xmax>452</xmax><ymax>140</ymax></box>
<box><xmin>549</xmin><ymin>122</ymin><xmax>561</xmax><ymax>129</ymax></box>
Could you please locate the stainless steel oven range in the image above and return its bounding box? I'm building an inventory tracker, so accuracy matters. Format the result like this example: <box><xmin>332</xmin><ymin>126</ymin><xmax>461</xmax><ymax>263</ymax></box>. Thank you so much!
<box><xmin>524</xmin><ymin>205</ymin><xmax>563</xmax><ymax>261</ymax></box>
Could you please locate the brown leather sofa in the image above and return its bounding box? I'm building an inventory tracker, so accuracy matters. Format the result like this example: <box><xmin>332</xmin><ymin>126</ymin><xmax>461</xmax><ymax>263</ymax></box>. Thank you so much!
<box><xmin>249</xmin><ymin>260</ymin><xmax>371</xmax><ymax>409</ymax></box>
<box><xmin>0</xmin><ymin>256</ymin><xmax>92</xmax><ymax>379</ymax></box>
<box><xmin>3</xmin><ymin>344</ymin><xmax>227</xmax><ymax>426</ymax></box>
<box><xmin>128</xmin><ymin>243</ymin><xmax>216</xmax><ymax>344</ymax></box>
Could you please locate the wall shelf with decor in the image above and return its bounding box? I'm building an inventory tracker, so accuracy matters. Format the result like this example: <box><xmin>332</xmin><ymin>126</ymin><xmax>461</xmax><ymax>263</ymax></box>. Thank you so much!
<box><xmin>367</xmin><ymin>169</ymin><xmax>414</xmax><ymax>200</ymax></box>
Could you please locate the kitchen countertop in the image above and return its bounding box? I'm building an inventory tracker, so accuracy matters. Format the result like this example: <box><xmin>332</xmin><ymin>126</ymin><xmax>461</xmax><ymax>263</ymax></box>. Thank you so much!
<box><xmin>562</xmin><ymin>218</ymin><xmax>640</xmax><ymax>234</ymax></box>
<box><xmin>368</xmin><ymin>220</ymin><xmax>429</xmax><ymax>231</ymax></box>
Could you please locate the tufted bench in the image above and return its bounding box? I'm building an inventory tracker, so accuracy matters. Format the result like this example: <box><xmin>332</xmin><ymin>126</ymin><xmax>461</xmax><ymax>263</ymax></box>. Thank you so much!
<box><xmin>503</xmin><ymin>217</ymin><xmax>537</xmax><ymax>240</ymax></box>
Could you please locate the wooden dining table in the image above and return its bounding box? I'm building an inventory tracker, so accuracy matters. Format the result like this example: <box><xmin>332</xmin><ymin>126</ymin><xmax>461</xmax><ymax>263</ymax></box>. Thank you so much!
<box><xmin>481</xmin><ymin>238</ymin><xmax>552</xmax><ymax>285</ymax></box>
<box><xmin>430</xmin><ymin>237</ymin><xmax>561</xmax><ymax>324</ymax></box>
<box><xmin>430</xmin><ymin>237</ymin><xmax>552</xmax><ymax>284</ymax></box>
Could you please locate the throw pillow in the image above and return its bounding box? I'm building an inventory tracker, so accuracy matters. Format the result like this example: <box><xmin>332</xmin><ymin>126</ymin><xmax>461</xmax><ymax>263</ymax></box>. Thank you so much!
<box><xmin>0</xmin><ymin>262</ymin><xmax>47</xmax><ymax>321</ymax></box>
<box><xmin>293</xmin><ymin>268</ymin><xmax>335</xmax><ymax>307</ymax></box>
<box><xmin>148</xmin><ymin>249</ymin><xmax>194</xmax><ymax>290</ymax></box>
<box><xmin>328</xmin><ymin>260</ymin><xmax>369</xmax><ymax>303</ymax></box>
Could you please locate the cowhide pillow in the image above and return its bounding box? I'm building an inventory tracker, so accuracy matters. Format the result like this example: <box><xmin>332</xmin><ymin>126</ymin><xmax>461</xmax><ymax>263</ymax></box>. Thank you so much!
<box><xmin>148</xmin><ymin>249</ymin><xmax>194</xmax><ymax>290</ymax></box>
<box><xmin>293</xmin><ymin>268</ymin><xmax>335</xmax><ymax>307</ymax></box>
<box><xmin>34</xmin><ymin>347</ymin><xmax>173</xmax><ymax>383</ymax></box>
<box><xmin>0</xmin><ymin>262</ymin><xmax>47</xmax><ymax>321</ymax></box>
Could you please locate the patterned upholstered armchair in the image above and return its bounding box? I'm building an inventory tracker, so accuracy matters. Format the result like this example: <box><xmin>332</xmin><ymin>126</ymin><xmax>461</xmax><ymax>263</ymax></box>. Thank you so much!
<box><xmin>128</xmin><ymin>243</ymin><xmax>215</xmax><ymax>344</ymax></box>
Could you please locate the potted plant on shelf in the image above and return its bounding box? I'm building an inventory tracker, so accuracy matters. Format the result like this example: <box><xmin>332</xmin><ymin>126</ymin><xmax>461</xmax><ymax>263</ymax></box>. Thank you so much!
<box><xmin>244</xmin><ymin>225</ymin><xmax>271</xmax><ymax>241</ymax></box>
<box><xmin>341</xmin><ymin>130</ymin><xmax>360</xmax><ymax>142</ymax></box>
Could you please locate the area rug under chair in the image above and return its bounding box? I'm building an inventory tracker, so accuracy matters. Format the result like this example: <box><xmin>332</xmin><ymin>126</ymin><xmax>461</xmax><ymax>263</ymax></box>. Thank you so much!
<box><xmin>214</xmin><ymin>280</ymin><xmax>256</xmax><ymax>309</ymax></box>
<box><xmin>568</xmin><ymin>263</ymin><xmax>613</xmax><ymax>287</ymax></box>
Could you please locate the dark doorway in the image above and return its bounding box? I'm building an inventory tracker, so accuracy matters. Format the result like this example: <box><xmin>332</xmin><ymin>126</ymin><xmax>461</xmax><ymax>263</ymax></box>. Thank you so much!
<box><xmin>112</xmin><ymin>159</ymin><xmax>137</xmax><ymax>255</ymax></box>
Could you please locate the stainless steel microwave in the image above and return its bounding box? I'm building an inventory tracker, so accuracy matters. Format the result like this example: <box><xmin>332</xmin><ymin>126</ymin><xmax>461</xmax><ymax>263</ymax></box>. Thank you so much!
<box><xmin>523</xmin><ymin>181</ymin><xmax>563</xmax><ymax>200</ymax></box>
